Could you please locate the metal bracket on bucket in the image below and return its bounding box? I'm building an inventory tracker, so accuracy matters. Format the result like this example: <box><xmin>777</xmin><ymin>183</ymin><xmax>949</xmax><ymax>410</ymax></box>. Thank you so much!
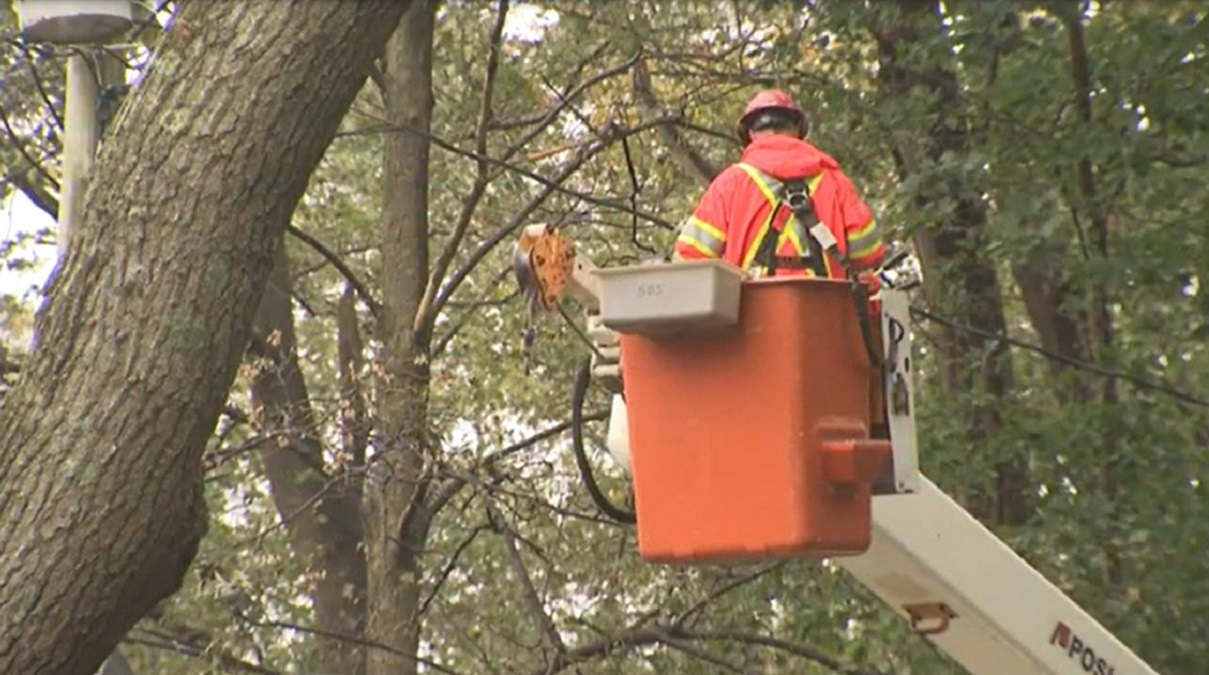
<box><xmin>904</xmin><ymin>601</ymin><xmax>957</xmax><ymax>636</ymax></box>
<box><xmin>879</xmin><ymin>288</ymin><xmax>920</xmax><ymax>495</ymax></box>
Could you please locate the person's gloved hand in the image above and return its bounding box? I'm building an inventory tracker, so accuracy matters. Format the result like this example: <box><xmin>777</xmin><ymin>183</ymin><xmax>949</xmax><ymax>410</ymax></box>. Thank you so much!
<box><xmin>857</xmin><ymin>270</ymin><xmax>881</xmax><ymax>295</ymax></box>
<box><xmin>856</xmin><ymin>270</ymin><xmax>882</xmax><ymax>316</ymax></box>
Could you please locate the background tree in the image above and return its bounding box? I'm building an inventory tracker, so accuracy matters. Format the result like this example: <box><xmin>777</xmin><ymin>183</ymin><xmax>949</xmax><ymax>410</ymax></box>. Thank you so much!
<box><xmin>0</xmin><ymin>2</ymin><xmax>410</xmax><ymax>673</ymax></box>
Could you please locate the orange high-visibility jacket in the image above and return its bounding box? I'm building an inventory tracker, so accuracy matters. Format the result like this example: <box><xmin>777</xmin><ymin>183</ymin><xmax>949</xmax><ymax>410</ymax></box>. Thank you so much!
<box><xmin>674</xmin><ymin>134</ymin><xmax>885</xmax><ymax>278</ymax></box>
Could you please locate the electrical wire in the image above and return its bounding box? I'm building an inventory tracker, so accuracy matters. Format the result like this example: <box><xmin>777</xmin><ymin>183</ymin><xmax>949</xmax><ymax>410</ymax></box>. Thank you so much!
<box><xmin>908</xmin><ymin>305</ymin><xmax>1209</xmax><ymax>410</ymax></box>
<box><xmin>570</xmin><ymin>357</ymin><xmax>637</xmax><ymax>524</ymax></box>
<box><xmin>557</xmin><ymin>304</ymin><xmax>606</xmax><ymax>362</ymax></box>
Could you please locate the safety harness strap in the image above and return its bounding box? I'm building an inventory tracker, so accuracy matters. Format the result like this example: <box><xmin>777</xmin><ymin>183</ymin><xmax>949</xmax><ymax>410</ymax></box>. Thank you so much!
<box><xmin>739</xmin><ymin>163</ymin><xmax>884</xmax><ymax>371</ymax></box>
<box><xmin>769</xmin><ymin>177</ymin><xmax>828</xmax><ymax>277</ymax></box>
<box><xmin>737</xmin><ymin>163</ymin><xmax>833</xmax><ymax>278</ymax></box>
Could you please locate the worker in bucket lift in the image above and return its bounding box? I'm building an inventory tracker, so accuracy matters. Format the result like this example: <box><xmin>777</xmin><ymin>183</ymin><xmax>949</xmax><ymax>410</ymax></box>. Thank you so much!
<box><xmin>672</xmin><ymin>89</ymin><xmax>886</xmax><ymax>288</ymax></box>
<box><xmin>673</xmin><ymin>89</ymin><xmax>889</xmax><ymax>437</ymax></box>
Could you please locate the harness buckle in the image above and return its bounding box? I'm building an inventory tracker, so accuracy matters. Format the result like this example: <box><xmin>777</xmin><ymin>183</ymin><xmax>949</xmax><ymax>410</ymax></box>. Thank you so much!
<box><xmin>809</xmin><ymin>222</ymin><xmax>839</xmax><ymax>252</ymax></box>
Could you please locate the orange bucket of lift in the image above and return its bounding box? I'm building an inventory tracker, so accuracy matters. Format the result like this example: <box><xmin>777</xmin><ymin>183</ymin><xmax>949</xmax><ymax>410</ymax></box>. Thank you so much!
<box><xmin>619</xmin><ymin>276</ymin><xmax>890</xmax><ymax>564</ymax></box>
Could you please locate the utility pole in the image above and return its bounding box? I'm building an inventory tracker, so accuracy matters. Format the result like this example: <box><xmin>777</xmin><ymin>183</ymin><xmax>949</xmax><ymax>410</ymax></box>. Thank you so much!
<box><xmin>58</xmin><ymin>50</ymin><xmax>101</xmax><ymax>257</ymax></box>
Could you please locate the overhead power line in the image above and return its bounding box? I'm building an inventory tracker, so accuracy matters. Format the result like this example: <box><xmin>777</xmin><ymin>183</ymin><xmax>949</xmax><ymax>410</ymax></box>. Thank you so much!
<box><xmin>909</xmin><ymin>305</ymin><xmax>1209</xmax><ymax>410</ymax></box>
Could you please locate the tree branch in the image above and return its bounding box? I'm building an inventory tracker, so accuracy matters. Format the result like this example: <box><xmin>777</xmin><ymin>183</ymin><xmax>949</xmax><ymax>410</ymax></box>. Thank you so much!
<box><xmin>430</xmin><ymin>117</ymin><xmax>680</xmax><ymax>322</ymax></box>
<box><xmin>488</xmin><ymin>500</ymin><xmax>567</xmax><ymax>665</ymax></box>
<box><xmin>431</xmin><ymin>264</ymin><xmax>516</xmax><ymax>358</ymax></box>
<box><xmin>416</xmin><ymin>523</ymin><xmax>490</xmax><ymax>619</ymax></box>
<box><xmin>680</xmin><ymin>629</ymin><xmax>893</xmax><ymax>675</ymax></box>
<box><xmin>1</xmin><ymin>170</ymin><xmax>58</xmax><ymax>219</ymax></box>
<box><xmin>125</xmin><ymin>627</ymin><xmax>280</xmax><ymax>675</ymax></box>
<box><xmin>231</xmin><ymin>613</ymin><xmax>463</xmax><ymax>675</ymax></box>
<box><xmin>631</xmin><ymin>57</ymin><xmax>721</xmax><ymax>185</ymax></box>
<box><xmin>19</xmin><ymin>45</ymin><xmax>66</xmax><ymax>132</ymax></box>
<box><xmin>337</xmin><ymin>285</ymin><xmax>369</xmax><ymax>475</ymax></box>
<box><xmin>499</xmin><ymin>45</ymin><xmax>639</xmax><ymax>163</ymax></box>
<box><xmin>286</xmin><ymin>223</ymin><xmax>381</xmax><ymax>317</ymax></box>
<box><xmin>335</xmin><ymin>120</ymin><xmax>676</xmax><ymax>230</ymax></box>
<box><xmin>417</xmin><ymin>0</ymin><xmax>511</xmax><ymax>337</ymax></box>
<box><xmin>657</xmin><ymin>636</ymin><xmax>746</xmax><ymax>672</ymax></box>
<box><xmin>525</xmin><ymin>624</ymin><xmax>665</xmax><ymax>675</ymax></box>
<box><xmin>425</xmin><ymin>411</ymin><xmax>608</xmax><ymax>526</ymax></box>
<box><xmin>673</xmin><ymin>561</ymin><xmax>787</xmax><ymax>629</ymax></box>
<box><xmin>523</xmin><ymin>622</ymin><xmax>894</xmax><ymax>675</ymax></box>
<box><xmin>0</xmin><ymin>104</ymin><xmax>60</xmax><ymax>194</ymax></box>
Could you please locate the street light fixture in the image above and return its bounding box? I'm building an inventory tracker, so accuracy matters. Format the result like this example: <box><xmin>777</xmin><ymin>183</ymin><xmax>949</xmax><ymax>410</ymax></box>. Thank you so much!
<box><xmin>15</xmin><ymin>1</ymin><xmax>133</xmax><ymax>44</ymax></box>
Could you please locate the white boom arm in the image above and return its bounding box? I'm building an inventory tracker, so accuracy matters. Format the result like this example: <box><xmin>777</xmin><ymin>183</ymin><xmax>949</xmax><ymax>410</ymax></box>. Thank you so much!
<box><xmin>856</xmin><ymin>291</ymin><xmax>1157</xmax><ymax>675</ymax></box>
<box><xmin>841</xmin><ymin>475</ymin><xmax>1158</xmax><ymax>675</ymax></box>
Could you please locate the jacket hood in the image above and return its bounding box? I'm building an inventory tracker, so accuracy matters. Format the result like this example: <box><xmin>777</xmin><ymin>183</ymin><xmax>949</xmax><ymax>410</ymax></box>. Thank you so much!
<box><xmin>739</xmin><ymin>134</ymin><xmax>838</xmax><ymax>180</ymax></box>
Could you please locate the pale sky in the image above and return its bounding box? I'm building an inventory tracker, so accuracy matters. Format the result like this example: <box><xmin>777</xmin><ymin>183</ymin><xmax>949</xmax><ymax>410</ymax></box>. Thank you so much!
<box><xmin>0</xmin><ymin>190</ymin><xmax>55</xmax><ymax>298</ymax></box>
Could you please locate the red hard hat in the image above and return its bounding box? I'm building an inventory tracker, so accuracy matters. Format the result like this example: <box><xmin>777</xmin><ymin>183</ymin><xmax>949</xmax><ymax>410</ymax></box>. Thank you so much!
<box><xmin>738</xmin><ymin>89</ymin><xmax>806</xmax><ymax>144</ymax></box>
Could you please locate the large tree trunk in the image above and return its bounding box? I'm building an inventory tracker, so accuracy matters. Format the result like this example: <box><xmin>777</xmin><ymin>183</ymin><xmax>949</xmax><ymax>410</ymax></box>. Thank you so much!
<box><xmin>0</xmin><ymin>3</ymin><xmax>408</xmax><ymax>674</ymax></box>
<box><xmin>872</xmin><ymin>0</ymin><xmax>1028</xmax><ymax>526</ymax></box>
<box><xmin>365</xmin><ymin>3</ymin><xmax>437</xmax><ymax>674</ymax></box>
<box><xmin>249</xmin><ymin>244</ymin><xmax>367</xmax><ymax>674</ymax></box>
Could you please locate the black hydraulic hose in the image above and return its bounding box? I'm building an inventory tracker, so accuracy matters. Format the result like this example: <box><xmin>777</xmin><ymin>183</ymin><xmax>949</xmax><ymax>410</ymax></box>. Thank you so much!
<box><xmin>850</xmin><ymin>282</ymin><xmax>883</xmax><ymax>370</ymax></box>
<box><xmin>571</xmin><ymin>357</ymin><xmax>637</xmax><ymax>525</ymax></box>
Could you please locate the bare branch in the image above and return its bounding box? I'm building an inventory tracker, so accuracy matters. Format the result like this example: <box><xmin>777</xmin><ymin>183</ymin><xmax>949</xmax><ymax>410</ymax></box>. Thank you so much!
<box><xmin>125</xmin><ymin>627</ymin><xmax>281</xmax><ymax>675</ymax></box>
<box><xmin>525</xmin><ymin>624</ymin><xmax>667</xmax><ymax>675</ymax></box>
<box><xmin>418</xmin><ymin>0</ymin><xmax>511</xmax><ymax>337</ymax></box>
<box><xmin>631</xmin><ymin>57</ymin><xmax>722</xmax><ymax>185</ymax></box>
<box><xmin>337</xmin><ymin>285</ymin><xmax>369</xmax><ymax>474</ymax></box>
<box><xmin>1</xmin><ymin>170</ymin><xmax>58</xmax><ymax>218</ymax></box>
<box><xmin>681</xmin><ymin>630</ymin><xmax>894</xmax><ymax>675</ymax></box>
<box><xmin>231</xmin><ymin>613</ymin><xmax>464</xmax><ymax>675</ymax></box>
<box><xmin>431</xmin><ymin>286</ymin><xmax>520</xmax><ymax>356</ymax></box>
<box><xmin>658</xmin><ymin>636</ymin><xmax>746</xmax><ymax>672</ymax></box>
<box><xmin>478</xmin><ymin>42</ymin><xmax>622</xmax><ymax>137</ymax></box>
<box><xmin>673</xmin><ymin>561</ymin><xmax>788</xmax><ymax>629</ymax></box>
<box><xmin>0</xmin><ymin>104</ymin><xmax>60</xmax><ymax>194</ymax></box>
<box><xmin>431</xmin><ymin>117</ymin><xmax>683</xmax><ymax>322</ymax></box>
<box><xmin>417</xmin><ymin>523</ymin><xmax>490</xmax><ymax>619</ymax></box>
<box><xmin>487</xmin><ymin>110</ymin><xmax>556</xmax><ymax>130</ymax></box>
<box><xmin>425</xmin><ymin>410</ymin><xmax>608</xmax><ymax>524</ymax></box>
<box><xmin>499</xmin><ymin>44</ymin><xmax>634</xmax><ymax>163</ymax></box>
<box><xmin>487</xmin><ymin>499</ymin><xmax>567</xmax><ymax>664</ymax></box>
<box><xmin>334</xmin><ymin>121</ymin><xmax>676</xmax><ymax>230</ymax></box>
<box><xmin>293</xmin><ymin>243</ymin><xmax>376</xmax><ymax>278</ymax></box>
<box><xmin>523</xmin><ymin>621</ymin><xmax>894</xmax><ymax>675</ymax></box>
<box><xmin>431</xmin><ymin>264</ymin><xmax>516</xmax><ymax>358</ymax></box>
<box><xmin>285</xmin><ymin>224</ymin><xmax>381</xmax><ymax>317</ymax></box>
<box><xmin>20</xmin><ymin>48</ymin><xmax>64</xmax><ymax>132</ymax></box>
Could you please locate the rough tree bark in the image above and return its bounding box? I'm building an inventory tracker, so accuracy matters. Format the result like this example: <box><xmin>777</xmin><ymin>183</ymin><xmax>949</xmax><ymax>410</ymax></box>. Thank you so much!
<box><xmin>0</xmin><ymin>3</ymin><xmax>408</xmax><ymax>673</ymax></box>
<box><xmin>365</xmin><ymin>2</ymin><xmax>437</xmax><ymax>673</ymax></box>
<box><xmin>249</xmin><ymin>244</ymin><xmax>367</xmax><ymax>674</ymax></box>
<box><xmin>872</xmin><ymin>0</ymin><xmax>1028</xmax><ymax>526</ymax></box>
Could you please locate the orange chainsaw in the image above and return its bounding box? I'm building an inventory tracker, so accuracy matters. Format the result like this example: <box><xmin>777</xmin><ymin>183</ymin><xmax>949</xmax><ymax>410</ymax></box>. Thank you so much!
<box><xmin>512</xmin><ymin>224</ymin><xmax>580</xmax><ymax>372</ymax></box>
